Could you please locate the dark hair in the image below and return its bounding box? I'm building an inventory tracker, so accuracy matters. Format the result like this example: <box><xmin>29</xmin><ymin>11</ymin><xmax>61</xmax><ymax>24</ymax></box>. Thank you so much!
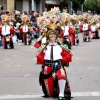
<box><xmin>24</xmin><ymin>11</ymin><xmax>27</xmax><ymax>15</ymax></box>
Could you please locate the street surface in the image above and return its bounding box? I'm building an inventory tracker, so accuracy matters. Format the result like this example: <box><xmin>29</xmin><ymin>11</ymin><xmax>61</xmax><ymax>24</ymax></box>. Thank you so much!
<box><xmin>0</xmin><ymin>33</ymin><xmax>100</xmax><ymax>100</ymax></box>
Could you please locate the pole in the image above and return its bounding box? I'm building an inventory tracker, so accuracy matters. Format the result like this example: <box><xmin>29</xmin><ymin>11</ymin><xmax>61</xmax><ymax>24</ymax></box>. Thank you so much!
<box><xmin>68</xmin><ymin>0</ymin><xmax>71</xmax><ymax>14</ymax></box>
<box><xmin>81</xmin><ymin>4</ymin><xmax>83</xmax><ymax>15</ymax></box>
<box><xmin>70</xmin><ymin>1</ymin><xmax>72</xmax><ymax>15</ymax></box>
<box><xmin>32</xmin><ymin>0</ymin><xmax>34</xmax><ymax>11</ymax></box>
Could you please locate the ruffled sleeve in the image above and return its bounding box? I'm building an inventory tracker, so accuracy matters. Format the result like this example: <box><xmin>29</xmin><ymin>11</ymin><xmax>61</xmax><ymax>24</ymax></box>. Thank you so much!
<box><xmin>61</xmin><ymin>49</ymin><xmax>72</xmax><ymax>63</ymax></box>
<box><xmin>36</xmin><ymin>51</ymin><xmax>45</xmax><ymax>64</ymax></box>
<box><xmin>60</xmin><ymin>44</ymin><xmax>72</xmax><ymax>64</ymax></box>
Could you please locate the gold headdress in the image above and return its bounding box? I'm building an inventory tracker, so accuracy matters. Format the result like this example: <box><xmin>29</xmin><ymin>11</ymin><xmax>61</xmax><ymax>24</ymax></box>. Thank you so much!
<box><xmin>21</xmin><ymin>15</ymin><xmax>30</xmax><ymax>24</ymax></box>
<box><xmin>91</xmin><ymin>18</ymin><xmax>96</xmax><ymax>25</ymax></box>
<box><xmin>47</xmin><ymin>22</ymin><xmax>57</xmax><ymax>30</ymax></box>
<box><xmin>1</xmin><ymin>15</ymin><xmax>9</xmax><ymax>23</ymax></box>
<box><xmin>83</xmin><ymin>17</ymin><xmax>88</xmax><ymax>23</ymax></box>
<box><xmin>40</xmin><ymin>28</ymin><xmax>47</xmax><ymax>36</ymax></box>
<box><xmin>46</xmin><ymin>22</ymin><xmax>58</xmax><ymax>38</ymax></box>
<box><xmin>70</xmin><ymin>17</ymin><xmax>77</xmax><ymax>25</ymax></box>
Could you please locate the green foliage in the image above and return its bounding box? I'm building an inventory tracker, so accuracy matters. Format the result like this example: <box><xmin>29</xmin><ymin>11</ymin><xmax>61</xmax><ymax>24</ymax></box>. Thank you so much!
<box><xmin>72</xmin><ymin>0</ymin><xmax>85</xmax><ymax>13</ymax></box>
<box><xmin>84</xmin><ymin>0</ymin><xmax>100</xmax><ymax>14</ymax></box>
<box><xmin>61</xmin><ymin>0</ymin><xmax>67</xmax><ymax>3</ymax></box>
<box><xmin>61</xmin><ymin>0</ymin><xmax>85</xmax><ymax>13</ymax></box>
<box><xmin>61</xmin><ymin>0</ymin><xmax>68</xmax><ymax>6</ymax></box>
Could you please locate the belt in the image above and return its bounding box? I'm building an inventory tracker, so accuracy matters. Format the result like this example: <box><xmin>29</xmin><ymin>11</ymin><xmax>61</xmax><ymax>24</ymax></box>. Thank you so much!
<box><xmin>45</xmin><ymin>60</ymin><xmax>61</xmax><ymax>66</ymax></box>
<box><xmin>83</xmin><ymin>30</ymin><xmax>88</xmax><ymax>32</ymax></box>
<box><xmin>23</xmin><ymin>32</ymin><xmax>29</xmax><ymax>34</ymax></box>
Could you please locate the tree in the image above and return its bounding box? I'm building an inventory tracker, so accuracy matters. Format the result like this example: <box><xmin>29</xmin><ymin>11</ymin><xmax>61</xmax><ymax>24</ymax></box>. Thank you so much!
<box><xmin>61</xmin><ymin>0</ymin><xmax>85</xmax><ymax>13</ymax></box>
<box><xmin>84</xmin><ymin>0</ymin><xmax>100</xmax><ymax>14</ymax></box>
<box><xmin>61</xmin><ymin>0</ymin><xmax>68</xmax><ymax>8</ymax></box>
<box><xmin>72</xmin><ymin>0</ymin><xmax>85</xmax><ymax>13</ymax></box>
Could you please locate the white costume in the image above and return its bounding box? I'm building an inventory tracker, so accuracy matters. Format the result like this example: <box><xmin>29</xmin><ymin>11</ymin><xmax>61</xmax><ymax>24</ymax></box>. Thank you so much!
<box><xmin>1</xmin><ymin>25</ymin><xmax>10</xmax><ymax>36</ymax></box>
<box><xmin>91</xmin><ymin>25</ymin><xmax>96</xmax><ymax>32</ymax></box>
<box><xmin>82</xmin><ymin>23</ymin><xmax>88</xmax><ymax>31</ymax></box>
<box><xmin>44</xmin><ymin>43</ymin><xmax>62</xmax><ymax>60</ymax></box>
<box><xmin>61</xmin><ymin>25</ymin><xmax>69</xmax><ymax>36</ymax></box>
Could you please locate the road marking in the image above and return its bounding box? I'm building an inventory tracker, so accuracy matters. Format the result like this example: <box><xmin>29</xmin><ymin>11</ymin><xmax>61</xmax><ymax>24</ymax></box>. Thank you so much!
<box><xmin>0</xmin><ymin>94</ymin><xmax>42</xmax><ymax>99</ymax></box>
<box><xmin>13</xmin><ymin>55</ymin><xmax>17</xmax><ymax>57</ymax></box>
<box><xmin>23</xmin><ymin>74</ymin><xmax>31</xmax><ymax>77</ymax></box>
<box><xmin>5</xmin><ymin>59</ymin><xmax>10</xmax><ymax>60</ymax></box>
<box><xmin>31</xmin><ymin>46</ymin><xmax>33</xmax><ymax>48</ymax></box>
<box><xmin>72</xmin><ymin>92</ymin><xmax>100</xmax><ymax>96</ymax></box>
<box><xmin>87</xmin><ymin>67</ymin><xmax>97</xmax><ymax>69</ymax></box>
<box><xmin>16</xmin><ymin>64</ymin><xmax>20</xmax><ymax>67</ymax></box>
<box><xmin>76</xmin><ymin>58</ymin><xmax>79</xmax><ymax>60</ymax></box>
<box><xmin>6</xmin><ymin>65</ymin><xmax>10</xmax><ymax>67</ymax></box>
<box><xmin>0</xmin><ymin>92</ymin><xmax>100</xmax><ymax>99</ymax></box>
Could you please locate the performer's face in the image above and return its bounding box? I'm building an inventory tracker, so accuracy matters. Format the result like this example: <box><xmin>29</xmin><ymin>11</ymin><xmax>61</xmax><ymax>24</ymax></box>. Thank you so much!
<box><xmin>49</xmin><ymin>32</ymin><xmax>57</xmax><ymax>42</ymax></box>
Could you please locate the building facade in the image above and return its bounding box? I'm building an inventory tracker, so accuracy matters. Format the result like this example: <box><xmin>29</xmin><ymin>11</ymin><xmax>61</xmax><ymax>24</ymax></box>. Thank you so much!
<box><xmin>45</xmin><ymin>0</ymin><xmax>62</xmax><ymax>11</ymax></box>
<box><xmin>0</xmin><ymin>0</ymin><xmax>14</xmax><ymax>12</ymax></box>
<box><xmin>0</xmin><ymin>0</ymin><xmax>45</xmax><ymax>13</ymax></box>
<box><xmin>15</xmin><ymin>0</ymin><xmax>45</xmax><ymax>12</ymax></box>
<box><xmin>0</xmin><ymin>0</ymin><xmax>62</xmax><ymax>13</ymax></box>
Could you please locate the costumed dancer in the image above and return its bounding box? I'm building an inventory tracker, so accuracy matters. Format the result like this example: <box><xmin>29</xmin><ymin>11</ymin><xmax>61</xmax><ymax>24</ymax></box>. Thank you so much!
<box><xmin>20</xmin><ymin>15</ymin><xmax>31</xmax><ymax>45</ymax></box>
<box><xmin>81</xmin><ymin>18</ymin><xmax>90</xmax><ymax>42</ymax></box>
<box><xmin>90</xmin><ymin>18</ymin><xmax>98</xmax><ymax>39</ymax></box>
<box><xmin>34</xmin><ymin>28</ymin><xmax>47</xmax><ymax>48</ymax></box>
<box><xmin>61</xmin><ymin>18</ymin><xmax>72</xmax><ymax>49</ymax></box>
<box><xmin>69</xmin><ymin>16</ymin><xmax>79</xmax><ymax>45</ymax></box>
<box><xmin>68</xmin><ymin>17</ymin><xmax>75</xmax><ymax>45</ymax></box>
<box><xmin>34</xmin><ymin>17</ymin><xmax>48</xmax><ymax>48</ymax></box>
<box><xmin>36</xmin><ymin>22</ymin><xmax>73</xmax><ymax>100</ymax></box>
<box><xmin>96</xmin><ymin>18</ymin><xmax>100</xmax><ymax>39</ymax></box>
<box><xmin>0</xmin><ymin>15</ymin><xmax>14</xmax><ymax>49</ymax></box>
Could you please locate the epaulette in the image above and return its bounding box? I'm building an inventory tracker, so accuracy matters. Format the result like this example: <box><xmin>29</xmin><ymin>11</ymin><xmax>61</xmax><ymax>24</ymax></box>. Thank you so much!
<box><xmin>38</xmin><ymin>44</ymin><xmax>46</xmax><ymax>53</ymax></box>
<box><xmin>56</xmin><ymin>38</ymin><xmax>62</xmax><ymax>45</ymax></box>
<box><xmin>36</xmin><ymin>35</ymin><xmax>43</xmax><ymax>42</ymax></box>
<box><xmin>59</xmin><ymin>44</ymin><xmax>70</xmax><ymax>52</ymax></box>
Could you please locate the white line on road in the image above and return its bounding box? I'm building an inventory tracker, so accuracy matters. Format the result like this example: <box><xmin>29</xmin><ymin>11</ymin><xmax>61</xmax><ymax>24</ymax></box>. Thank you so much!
<box><xmin>0</xmin><ymin>92</ymin><xmax>100</xmax><ymax>99</ymax></box>
<box><xmin>72</xmin><ymin>92</ymin><xmax>100</xmax><ymax>96</ymax></box>
<box><xmin>5</xmin><ymin>59</ymin><xmax>10</xmax><ymax>60</ymax></box>
<box><xmin>23</xmin><ymin>74</ymin><xmax>31</xmax><ymax>77</ymax></box>
<box><xmin>0</xmin><ymin>94</ymin><xmax>42</xmax><ymax>99</ymax></box>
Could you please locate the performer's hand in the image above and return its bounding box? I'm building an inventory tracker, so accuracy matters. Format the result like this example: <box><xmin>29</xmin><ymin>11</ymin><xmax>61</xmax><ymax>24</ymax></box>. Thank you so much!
<box><xmin>70</xmin><ymin>51</ymin><xmax>73</xmax><ymax>56</ymax></box>
<box><xmin>36</xmin><ymin>52</ymin><xmax>39</xmax><ymax>57</ymax></box>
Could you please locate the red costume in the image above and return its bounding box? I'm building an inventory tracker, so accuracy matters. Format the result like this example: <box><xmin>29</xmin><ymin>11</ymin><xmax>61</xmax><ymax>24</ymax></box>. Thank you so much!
<box><xmin>20</xmin><ymin>25</ymin><xmax>30</xmax><ymax>45</ymax></box>
<box><xmin>36</xmin><ymin>25</ymin><xmax>72</xmax><ymax>100</ymax></box>
<box><xmin>37</xmin><ymin>44</ymin><xmax>72</xmax><ymax>98</ymax></box>
<box><xmin>20</xmin><ymin>15</ymin><xmax>31</xmax><ymax>45</ymax></box>
<box><xmin>0</xmin><ymin>15</ymin><xmax>15</xmax><ymax>49</ymax></box>
<box><xmin>68</xmin><ymin>26</ymin><xmax>75</xmax><ymax>45</ymax></box>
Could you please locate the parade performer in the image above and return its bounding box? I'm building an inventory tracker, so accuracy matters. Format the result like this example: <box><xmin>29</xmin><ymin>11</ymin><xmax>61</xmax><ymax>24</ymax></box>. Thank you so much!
<box><xmin>90</xmin><ymin>19</ymin><xmax>98</xmax><ymax>39</ymax></box>
<box><xmin>81</xmin><ymin>18</ymin><xmax>90</xmax><ymax>42</ymax></box>
<box><xmin>34</xmin><ymin>17</ymin><xmax>49</xmax><ymax>48</ymax></box>
<box><xmin>69</xmin><ymin>16</ymin><xmax>79</xmax><ymax>45</ymax></box>
<box><xmin>61</xmin><ymin>18</ymin><xmax>72</xmax><ymax>49</ymax></box>
<box><xmin>34</xmin><ymin>28</ymin><xmax>47</xmax><ymax>48</ymax></box>
<box><xmin>36</xmin><ymin>22</ymin><xmax>73</xmax><ymax>100</ymax></box>
<box><xmin>20</xmin><ymin>15</ymin><xmax>31</xmax><ymax>45</ymax></box>
<box><xmin>96</xmin><ymin>18</ymin><xmax>100</xmax><ymax>39</ymax></box>
<box><xmin>0</xmin><ymin>15</ymin><xmax>14</xmax><ymax>49</ymax></box>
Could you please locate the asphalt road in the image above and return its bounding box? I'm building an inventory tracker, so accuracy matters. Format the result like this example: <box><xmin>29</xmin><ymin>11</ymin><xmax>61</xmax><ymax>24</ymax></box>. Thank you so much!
<box><xmin>0</xmin><ymin>33</ymin><xmax>100</xmax><ymax>100</ymax></box>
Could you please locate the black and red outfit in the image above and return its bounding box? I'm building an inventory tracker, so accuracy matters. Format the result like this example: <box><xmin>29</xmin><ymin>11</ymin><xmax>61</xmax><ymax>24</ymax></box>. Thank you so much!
<box><xmin>36</xmin><ymin>42</ymin><xmax>72</xmax><ymax>100</ymax></box>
